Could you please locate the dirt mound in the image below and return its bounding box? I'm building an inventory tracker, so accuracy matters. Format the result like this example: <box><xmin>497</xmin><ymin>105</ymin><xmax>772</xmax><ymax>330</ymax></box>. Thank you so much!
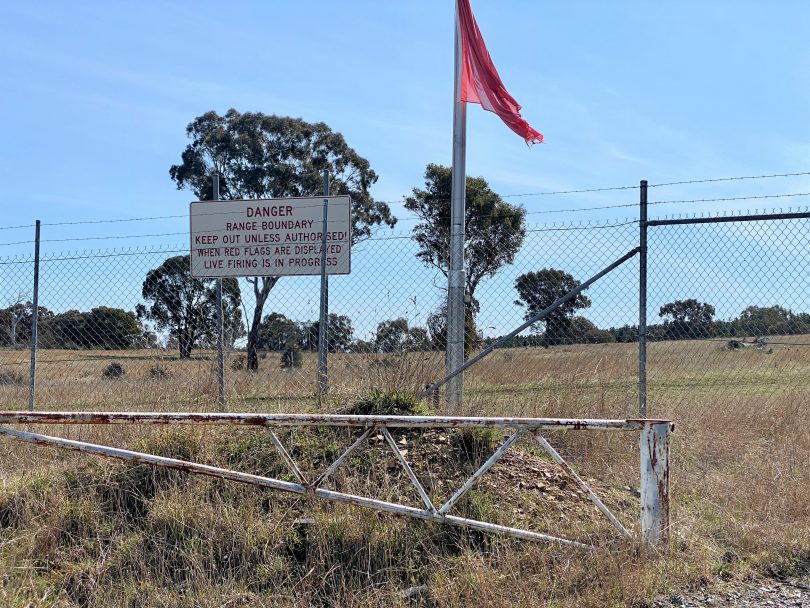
<box><xmin>294</xmin><ymin>425</ymin><xmax>634</xmax><ymax>543</ymax></box>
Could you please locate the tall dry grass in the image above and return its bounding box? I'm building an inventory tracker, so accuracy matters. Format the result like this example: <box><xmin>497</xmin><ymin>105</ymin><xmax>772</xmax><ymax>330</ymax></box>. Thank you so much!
<box><xmin>0</xmin><ymin>337</ymin><xmax>807</xmax><ymax>606</ymax></box>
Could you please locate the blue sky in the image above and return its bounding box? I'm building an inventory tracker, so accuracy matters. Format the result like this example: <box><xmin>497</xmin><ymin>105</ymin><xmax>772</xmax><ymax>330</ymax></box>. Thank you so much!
<box><xmin>2</xmin><ymin>1</ymin><xmax>810</xmax><ymax>337</ymax></box>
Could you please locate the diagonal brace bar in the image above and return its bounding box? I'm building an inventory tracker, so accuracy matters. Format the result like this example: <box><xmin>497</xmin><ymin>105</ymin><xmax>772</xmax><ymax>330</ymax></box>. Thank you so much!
<box><xmin>439</xmin><ymin>429</ymin><xmax>525</xmax><ymax>514</ymax></box>
<box><xmin>0</xmin><ymin>425</ymin><xmax>306</xmax><ymax>494</ymax></box>
<box><xmin>534</xmin><ymin>432</ymin><xmax>631</xmax><ymax>540</ymax></box>
<box><xmin>310</xmin><ymin>427</ymin><xmax>374</xmax><ymax>489</ymax></box>
<box><xmin>422</xmin><ymin>247</ymin><xmax>640</xmax><ymax>396</ymax></box>
<box><xmin>267</xmin><ymin>429</ymin><xmax>307</xmax><ymax>485</ymax></box>
<box><xmin>381</xmin><ymin>426</ymin><xmax>436</xmax><ymax>513</ymax></box>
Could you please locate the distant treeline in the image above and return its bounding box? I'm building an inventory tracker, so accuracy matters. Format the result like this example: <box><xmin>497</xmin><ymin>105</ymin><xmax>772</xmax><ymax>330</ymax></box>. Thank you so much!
<box><xmin>493</xmin><ymin>303</ymin><xmax>810</xmax><ymax>348</ymax></box>
<box><xmin>0</xmin><ymin>304</ymin><xmax>147</xmax><ymax>350</ymax></box>
<box><xmin>4</xmin><ymin>299</ymin><xmax>808</xmax><ymax>354</ymax></box>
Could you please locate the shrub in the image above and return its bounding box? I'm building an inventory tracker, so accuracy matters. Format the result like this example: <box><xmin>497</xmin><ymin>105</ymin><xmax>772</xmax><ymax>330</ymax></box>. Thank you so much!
<box><xmin>231</xmin><ymin>355</ymin><xmax>246</xmax><ymax>371</ymax></box>
<box><xmin>102</xmin><ymin>362</ymin><xmax>125</xmax><ymax>379</ymax></box>
<box><xmin>280</xmin><ymin>344</ymin><xmax>302</xmax><ymax>369</ymax></box>
<box><xmin>345</xmin><ymin>388</ymin><xmax>428</xmax><ymax>416</ymax></box>
<box><xmin>0</xmin><ymin>371</ymin><xmax>25</xmax><ymax>386</ymax></box>
<box><xmin>451</xmin><ymin>428</ymin><xmax>500</xmax><ymax>467</ymax></box>
<box><xmin>147</xmin><ymin>365</ymin><xmax>170</xmax><ymax>380</ymax></box>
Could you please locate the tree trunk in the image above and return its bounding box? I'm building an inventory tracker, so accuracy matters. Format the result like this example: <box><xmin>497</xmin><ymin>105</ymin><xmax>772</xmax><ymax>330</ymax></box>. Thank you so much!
<box><xmin>463</xmin><ymin>287</ymin><xmax>479</xmax><ymax>357</ymax></box>
<box><xmin>463</xmin><ymin>304</ymin><xmax>477</xmax><ymax>356</ymax></box>
<box><xmin>246</xmin><ymin>277</ymin><xmax>279</xmax><ymax>371</ymax></box>
<box><xmin>179</xmin><ymin>330</ymin><xmax>193</xmax><ymax>359</ymax></box>
<box><xmin>246</xmin><ymin>313</ymin><xmax>262</xmax><ymax>371</ymax></box>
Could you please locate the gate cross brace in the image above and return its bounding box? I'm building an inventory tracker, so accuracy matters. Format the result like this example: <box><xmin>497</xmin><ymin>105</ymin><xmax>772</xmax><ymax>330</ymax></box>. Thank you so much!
<box><xmin>533</xmin><ymin>432</ymin><xmax>631</xmax><ymax>540</ymax></box>
<box><xmin>381</xmin><ymin>426</ymin><xmax>436</xmax><ymax>513</ymax></box>
<box><xmin>440</xmin><ymin>428</ymin><xmax>525</xmax><ymax>514</ymax></box>
<box><xmin>309</xmin><ymin>427</ymin><xmax>374</xmax><ymax>489</ymax></box>
<box><xmin>267</xmin><ymin>429</ymin><xmax>307</xmax><ymax>485</ymax></box>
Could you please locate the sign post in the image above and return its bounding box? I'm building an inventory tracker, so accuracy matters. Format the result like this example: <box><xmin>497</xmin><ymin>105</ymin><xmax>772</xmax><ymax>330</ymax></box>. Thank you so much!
<box><xmin>212</xmin><ymin>175</ymin><xmax>225</xmax><ymax>410</ymax></box>
<box><xmin>317</xmin><ymin>172</ymin><xmax>330</xmax><ymax>397</ymax></box>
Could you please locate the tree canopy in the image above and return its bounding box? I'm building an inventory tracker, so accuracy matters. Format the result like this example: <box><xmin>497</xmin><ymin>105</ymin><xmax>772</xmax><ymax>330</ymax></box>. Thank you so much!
<box><xmin>44</xmin><ymin>307</ymin><xmax>142</xmax><ymax>350</ymax></box>
<box><xmin>375</xmin><ymin>318</ymin><xmax>432</xmax><ymax>353</ymax></box>
<box><xmin>0</xmin><ymin>300</ymin><xmax>51</xmax><ymax>347</ymax></box>
<box><xmin>658</xmin><ymin>299</ymin><xmax>716</xmax><ymax>339</ymax></box>
<box><xmin>375</xmin><ymin>318</ymin><xmax>410</xmax><ymax>353</ymax></box>
<box><xmin>426</xmin><ymin>301</ymin><xmax>479</xmax><ymax>356</ymax></box>
<box><xmin>405</xmin><ymin>164</ymin><xmax>526</xmax><ymax>309</ymax></box>
<box><xmin>736</xmin><ymin>305</ymin><xmax>802</xmax><ymax>336</ymax></box>
<box><xmin>169</xmin><ymin>109</ymin><xmax>396</xmax><ymax>370</ymax></box>
<box><xmin>136</xmin><ymin>255</ymin><xmax>243</xmax><ymax>358</ymax></box>
<box><xmin>405</xmin><ymin>164</ymin><xmax>526</xmax><ymax>352</ymax></box>
<box><xmin>301</xmin><ymin>314</ymin><xmax>354</xmax><ymax>353</ymax></box>
<box><xmin>514</xmin><ymin>268</ymin><xmax>591</xmax><ymax>346</ymax></box>
<box><xmin>256</xmin><ymin>312</ymin><xmax>300</xmax><ymax>352</ymax></box>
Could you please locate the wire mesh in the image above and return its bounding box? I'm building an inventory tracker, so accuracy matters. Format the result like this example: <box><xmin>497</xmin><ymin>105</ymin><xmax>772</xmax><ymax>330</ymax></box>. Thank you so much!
<box><xmin>646</xmin><ymin>214</ymin><xmax>810</xmax><ymax>415</ymax></box>
<box><xmin>459</xmin><ymin>220</ymin><xmax>639</xmax><ymax>417</ymax></box>
<box><xmin>2</xmin><ymin>206</ymin><xmax>809</xmax><ymax>419</ymax></box>
<box><xmin>0</xmin><ymin>255</ymin><xmax>34</xmax><ymax>406</ymax></box>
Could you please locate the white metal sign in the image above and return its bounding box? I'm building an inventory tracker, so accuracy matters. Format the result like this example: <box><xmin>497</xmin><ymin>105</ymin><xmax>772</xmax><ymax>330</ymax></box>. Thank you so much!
<box><xmin>189</xmin><ymin>196</ymin><xmax>351</xmax><ymax>278</ymax></box>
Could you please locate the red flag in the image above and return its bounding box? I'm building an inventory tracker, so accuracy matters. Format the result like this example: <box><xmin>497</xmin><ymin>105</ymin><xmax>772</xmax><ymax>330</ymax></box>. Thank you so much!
<box><xmin>457</xmin><ymin>0</ymin><xmax>543</xmax><ymax>144</ymax></box>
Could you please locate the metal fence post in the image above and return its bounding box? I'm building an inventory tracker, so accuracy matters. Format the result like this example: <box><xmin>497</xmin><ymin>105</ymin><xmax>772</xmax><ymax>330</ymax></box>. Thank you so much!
<box><xmin>640</xmin><ymin>421</ymin><xmax>670</xmax><ymax>548</ymax></box>
<box><xmin>317</xmin><ymin>170</ymin><xmax>330</xmax><ymax>397</ymax></box>
<box><xmin>212</xmin><ymin>174</ymin><xmax>225</xmax><ymax>411</ymax></box>
<box><xmin>28</xmin><ymin>220</ymin><xmax>41</xmax><ymax>411</ymax></box>
<box><xmin>638</xmin><ymin>180</ymin><xmax>648</xmax><ymax>417</ymax></box>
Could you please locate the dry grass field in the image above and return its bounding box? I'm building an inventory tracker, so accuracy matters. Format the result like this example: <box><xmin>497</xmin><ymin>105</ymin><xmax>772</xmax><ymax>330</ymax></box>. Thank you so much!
<box><xmin>0</xmin><ymin>337</ymin><xmax>807</xmax><ymax>606</ymax></box>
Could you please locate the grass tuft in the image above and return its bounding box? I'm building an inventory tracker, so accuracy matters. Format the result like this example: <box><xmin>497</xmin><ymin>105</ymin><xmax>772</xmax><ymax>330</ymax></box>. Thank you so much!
<box><xmin>344</xmin><ymin>388</ymin><xmax>430</xmax><ymax>416</ymax></box>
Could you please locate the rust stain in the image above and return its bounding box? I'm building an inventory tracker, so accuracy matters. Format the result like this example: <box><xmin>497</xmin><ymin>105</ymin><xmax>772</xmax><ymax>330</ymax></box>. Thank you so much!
<box><xmin>649</xmin><ymin>438</ymin><xmax>658</xmax><ymax>469</ymax></box>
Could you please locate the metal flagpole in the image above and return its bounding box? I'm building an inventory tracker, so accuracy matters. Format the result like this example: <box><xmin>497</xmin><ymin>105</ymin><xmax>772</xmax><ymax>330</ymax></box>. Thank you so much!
<box><xmin>447</xmin><ymin>0</ymin><xmax>467</xmax><ymax>413</ymax></box>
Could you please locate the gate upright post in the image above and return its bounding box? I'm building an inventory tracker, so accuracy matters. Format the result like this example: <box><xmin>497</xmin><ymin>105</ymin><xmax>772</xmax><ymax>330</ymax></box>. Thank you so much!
<box><xmin>640</xmin><ymin>421</ymin><xmax>670</xmax><ymax>548</ymax></box>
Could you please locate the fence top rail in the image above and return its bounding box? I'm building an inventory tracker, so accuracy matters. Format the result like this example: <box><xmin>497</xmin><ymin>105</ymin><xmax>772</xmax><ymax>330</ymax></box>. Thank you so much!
<box><xmin>0</xmin><ymin>411</ymin><xmax>673</xmax><ymax>431</ymax></box>
<box><xmin>647</xmin><ymin>210</ymin><xmax>810</xmax><ymax>226</ymax></box>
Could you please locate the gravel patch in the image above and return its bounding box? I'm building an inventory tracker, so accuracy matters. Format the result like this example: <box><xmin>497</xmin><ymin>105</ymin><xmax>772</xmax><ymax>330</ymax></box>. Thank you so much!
<box><xmin>654</xmin><ymin>578</ymin><xmax>810</xmax><ymax>607</ymax></box>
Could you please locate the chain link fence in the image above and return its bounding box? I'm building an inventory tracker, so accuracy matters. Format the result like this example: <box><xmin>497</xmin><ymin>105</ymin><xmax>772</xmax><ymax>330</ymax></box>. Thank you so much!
<box><xmin>646</xmin><ymin>213</ymin><xmax>810</xmax><ymax>417</ymax></box>
<box><xmin>2</xmin><ymin>208</ymin><xmax>809</xmax><ymax>418</ymax></box>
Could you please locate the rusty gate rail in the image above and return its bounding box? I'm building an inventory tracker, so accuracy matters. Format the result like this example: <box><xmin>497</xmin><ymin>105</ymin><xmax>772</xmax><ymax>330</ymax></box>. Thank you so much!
<box><xmin>0</xmin><ymin>411</ymin><xmax>673</xmax><ymax>549</ymax></box>
<box><xmin>0</xmin><ymin>411</ymin><xmax>654</xmax><ymax>429</ymax></box>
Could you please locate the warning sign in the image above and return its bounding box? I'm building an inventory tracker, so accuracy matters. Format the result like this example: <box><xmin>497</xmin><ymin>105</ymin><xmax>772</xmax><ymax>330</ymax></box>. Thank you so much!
<box><xmin>190</xmin><ymin>196</ymin><xmax>351</xmax><ymax>278</ymax></box>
